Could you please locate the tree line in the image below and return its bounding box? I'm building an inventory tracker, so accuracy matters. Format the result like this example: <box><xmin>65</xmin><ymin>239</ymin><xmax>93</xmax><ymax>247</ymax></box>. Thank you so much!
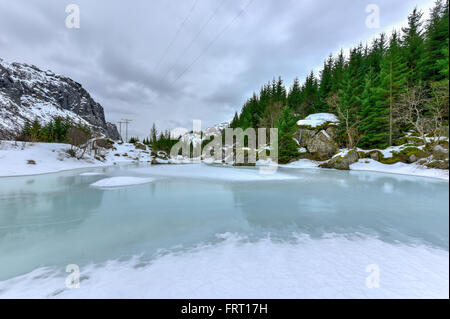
<box><xmin>19</xmin><ymin>117</ymin><xmax>91</xmax><ymax>145</ymax></box>
<box><xmin>230</xmin><ymin>1</ymin><xmax>449</xmax><ymax>162</ymax></box>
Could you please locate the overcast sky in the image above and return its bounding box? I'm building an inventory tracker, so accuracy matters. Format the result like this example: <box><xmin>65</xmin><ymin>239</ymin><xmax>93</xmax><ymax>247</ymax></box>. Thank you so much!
<box><xmin>0</xmin><ymin>0</ymin><xmax>434</xmax><ymax>138</ymax></box>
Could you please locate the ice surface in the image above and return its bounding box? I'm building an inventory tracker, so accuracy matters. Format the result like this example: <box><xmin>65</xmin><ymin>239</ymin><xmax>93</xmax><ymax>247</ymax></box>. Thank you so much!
<box><xmin>90</xmin><ymin>176</ymin><xmax>154</xmax><ymax>188</ymax></box>
<box><xmin>133</xmin><ymin>163</ymin><xmax>298</xmax><ymax>181</ymax></box>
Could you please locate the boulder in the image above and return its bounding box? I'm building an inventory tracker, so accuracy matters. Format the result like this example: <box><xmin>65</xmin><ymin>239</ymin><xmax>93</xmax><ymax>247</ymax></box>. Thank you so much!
<box><xmin>325</xmin><ymin>127</ymin><xmax>338</xmax><ymax>141</ymax></box>
<box><xmin>134</xmin><ymin>142</ymin><xmax>146</xmax><ymax>150</ymax></box>
<box><xmin>298</xmin><ymin>129</ymin><xmax>316</xmax><ymax>147</ymax></box>
<box><xmin>95</xmin><ymin>138</ymin><xmax>114</xmax><ymax>149</ymax></box>
<box><xmin>368</xmin><ymin>150</ymin><xmax>382</xmax><ymax>161</ymax></box>
<box><xmin>305</xmin><ymin>130</ymin><xmax>338</xmax><ymax>160</ymax></box>
<box><xmin>320</xmin><ymin>149</ymin><xmax>360</xmax><ymax>170</ymax></box>
<box><xmin>408</xmin><ymin>154</ymin><xmax>418</xmax><ymax>163</ymax></box>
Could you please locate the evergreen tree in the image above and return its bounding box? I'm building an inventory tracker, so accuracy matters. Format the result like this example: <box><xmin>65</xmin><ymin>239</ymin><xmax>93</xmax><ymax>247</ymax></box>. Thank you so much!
<box><xmin>359</xmin><ymin>69</ymin><xmax>387</xmax><ymax>147</ymax></box>
<box><xmin>230</xmin><ymin>112</ymin><xmax>239</xmax><ymax>128</ymax></box>
<box><xmin>374</xmin><ymin>31</ymin><xmax>409</xmax><ymax>146</ymax></box>
<box><xmin>150</xmin><ymin>123</ymin><xmax>157</xmax><ymax>143</ymax></box>
<box><xmin>301</xmin><ymin>71</ymin><xmax>320</xmax><ymax>115</ymax></box>
<box><xmin>276</xmin><ymin>106</ymin><xmax>299</xmax><ymax>164</ymax></box>
<box><xmin>338</xmin><ymin>46</ymin><xmax>365</xmax><ymax>122</ymax></box>
<box><xmin>436</xmin><ymin>38</ymin><xmax>449</xmax><ymax>78</ymax></box>
<box><xmin>319</xmin><ymin>55</ymin><xmax>334</xmax><ymax>110</ymax></box>
<box><xmin>330</xmin><ymin>49</ymin><xmax>346</xmax><ymax>94</ymax></box>
<box><xmin>424</xmin><ymin>0</ymin><xmax>449</xmax><ymax>81</ymax></box>
<box><xmin>287</xmin><ymin>78</ymin><xmax>302</xmax><ymax>114</ymax></box>
<box><xmin>401</xmin><ymin>8</ymin><xmax>426</xmax><ymax>84</ymax></box>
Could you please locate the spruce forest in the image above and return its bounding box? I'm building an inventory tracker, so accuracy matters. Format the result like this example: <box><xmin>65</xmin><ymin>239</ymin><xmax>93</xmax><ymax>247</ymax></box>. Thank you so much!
<box><xmin>229</xmin><ymin>2</ymin><xmax>449</xmax><ymax>163</ymax></box>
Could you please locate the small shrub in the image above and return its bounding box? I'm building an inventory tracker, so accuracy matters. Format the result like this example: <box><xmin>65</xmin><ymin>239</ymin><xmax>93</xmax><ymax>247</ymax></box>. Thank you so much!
<box><xmin>27</xmin><ymin>160</ymin><xmax>36</xmax><ymax>165</ymax></box>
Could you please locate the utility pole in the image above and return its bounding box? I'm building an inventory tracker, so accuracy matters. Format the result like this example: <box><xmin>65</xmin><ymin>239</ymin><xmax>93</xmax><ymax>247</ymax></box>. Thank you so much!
<box><xmin>121</xmin><ymin>119</ymin><xmax>132</xmax><ymax>142</ymax></box>
<box><xmin>118</xmin><ymin>121</ymin><xmax>124</xmax><ymax>141</ymax></box>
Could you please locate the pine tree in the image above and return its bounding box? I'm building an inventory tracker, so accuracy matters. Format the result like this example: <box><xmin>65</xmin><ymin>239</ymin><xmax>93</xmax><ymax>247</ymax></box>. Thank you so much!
<box><xmin>301</xmin><ymin>71</ymin><xmax>320</xmax><ymax>115</ymax></box>
<box><xmin>401</xmin><ymin>8</ymin><xmax>426</xmax><ymax>84</ymax></box>
<box><xmin>436</xmin><ymin>38</ymin><xmax>449</xmax><ymax>78</ymax></box>
<box><xmin>330</xmin><ymin>49</ymin><xmax>346</xmax><ymax>94</ymax></box>
<box><xmin>374</xmin><ymin>31</ymin><xmax>409</xmax><ymax>146</ymax></box>
<box><xmin>338</xmin><ymin>46</ymin><xmax>365</xmax><ymax>122</ymax></box>
<box><xmin>150</xmin><ymin>123</ymin><xmax>157</xmax><ymax>143</ymax></box>
<box><xmin>367</xmin><ymin>33</ymin><xmax>387</xmax><ymax>74</ymax></box>
<box><xmin>230</xmin><ymin>112</ymin><xmax>239</xmax><ymax>128</ymax></box>
<box><xmin>359</xmin><ymin>69</ymin><xmax>388</xmax><ymax>147</ymax></box>
<box><xmin>276</xmin><ymin>106</ymin><xmax>299</xmax><ymax>164</ymax></box>
<box><xmin>424</xmin><ymin>0</ymin><xmax>449</xmax><ymax>81</ymax></box>
<box><xmin>287</xmin><ymin>78</ymin><xmax>302</xmax><ymax>114</ymax></box>
<box><xmin>319</xmin><ymin>55</ymin><xmax>334</xmax><ymax>110</ymax></box>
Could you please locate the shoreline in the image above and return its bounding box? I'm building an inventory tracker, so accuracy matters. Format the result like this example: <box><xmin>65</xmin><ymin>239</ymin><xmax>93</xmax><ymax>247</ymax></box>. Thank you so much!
<box><xmin>0</xmin><ymin>158</ymin><xmax>448</xmax><ymax>182</ymax></box>
<box><xmin>1</xmin><ymin>140</ymin><xmax>448</xmax><ymax>181</ymax></box>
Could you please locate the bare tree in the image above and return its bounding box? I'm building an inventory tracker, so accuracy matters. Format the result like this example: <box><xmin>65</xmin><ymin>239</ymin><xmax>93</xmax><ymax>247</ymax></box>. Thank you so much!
<box><xmin>428</xmin><ymin>81</ymin><xmax>449</xmax><ymax>144</ymax></box>
<box><xmin>259</xmin><ymin>101</ymin><xmax>283</xmax><ymax>129</ymax></box>
<box><xmin>68</xmin><ymin>127</ymin><xmax>92</xmax><ymax>159</ymax></box>
<box><xmin>393</xmin><ymin>85</ymin><xmax>430</xmax><ymax>144</ymax></box>
<box><xmin>326</xmin><ymin>94</ymin><xmax>362</xmax><ymax>149</ymax></box>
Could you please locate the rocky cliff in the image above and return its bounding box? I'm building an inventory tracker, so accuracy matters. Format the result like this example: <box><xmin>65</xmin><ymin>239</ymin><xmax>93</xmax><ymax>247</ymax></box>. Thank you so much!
<box><xmin>0</xmin><ymin>58</ymin><xmax>120</xmax><ymax>140</ymax></box>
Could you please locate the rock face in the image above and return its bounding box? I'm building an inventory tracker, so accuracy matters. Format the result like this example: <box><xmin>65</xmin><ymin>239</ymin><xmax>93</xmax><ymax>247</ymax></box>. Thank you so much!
<box><xmin>0</xmin><ymin>58</ymin><xmax>120</xmax><ymax>140</ymax></box>
<box><xmin>298</xmin><ymin>127</ymin><xmax>338</xmax><ymax>160</ymax></box>
<box><xmin>320</xmin><ymin>149</ymin><xmax>360</xmax><ymax>170</ymax></box>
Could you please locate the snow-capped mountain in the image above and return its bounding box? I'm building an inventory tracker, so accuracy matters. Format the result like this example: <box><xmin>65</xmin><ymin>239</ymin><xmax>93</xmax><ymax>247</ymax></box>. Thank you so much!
<box><xmin>173</xmin><ymin>122</ymin><xmax>229</xmax><ymax>146</ymax></box>
<box><xmin>0</xmin><ymin>58</ymin><xmax>120</xmax><ymax>140</ymax></box>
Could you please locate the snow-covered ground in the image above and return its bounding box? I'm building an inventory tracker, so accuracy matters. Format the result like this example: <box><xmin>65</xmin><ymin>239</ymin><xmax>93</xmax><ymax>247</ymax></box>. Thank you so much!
<box><xmin>0</xmin><ymin>140</ymin><xmax>448</xmax><ymax>181</ymax></box>
<box><xmin>0</xmin><ymin>140</ymin><xmax>151</xmax><ymax>177</ymax></box>
<box><xmin>281</xmin><ymin>158</ymin><xmax>449</xmax><ymax>181</ymax></box>
<box><xmin>0</xmin><ymin>233</ymin><xmax>447</xmax><ymax>298</ymax></box>
<box><xmin>350</xmin><ymin>159</ymin><xmax>449</xmax><ymax>181</ymax></box>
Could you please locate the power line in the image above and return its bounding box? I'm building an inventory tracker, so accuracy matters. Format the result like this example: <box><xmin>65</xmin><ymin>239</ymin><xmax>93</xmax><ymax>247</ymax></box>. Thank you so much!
<box><xmin>153</xmin><ymin>0</ymin><xmax>199</xmax><ymax>73</ymax></box>
<box><xmin>171</xmin><ymin>0</ymin><xmax>255</xmax><ymax>85</ymax></box>
<box><xmin>161</xmin><ymin>0</ymin><xmax>228</xmax><ymax>82</ymax></box>
<box><xmin>147</xmin><ymin>0</ymin><xmax>253</xmax><ymax>109</ymax></box>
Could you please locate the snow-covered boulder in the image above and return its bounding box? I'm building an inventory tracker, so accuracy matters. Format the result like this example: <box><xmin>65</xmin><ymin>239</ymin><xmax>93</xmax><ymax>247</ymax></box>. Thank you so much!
<box><xmin>305</xmin><ymin>130</ymin><xmax>338</xmax><ymax>160</ymax></box>
<box><xmin>297</xmin><ymin>113</ymin><xmax>339</xmax><ymax>160</ymax></box>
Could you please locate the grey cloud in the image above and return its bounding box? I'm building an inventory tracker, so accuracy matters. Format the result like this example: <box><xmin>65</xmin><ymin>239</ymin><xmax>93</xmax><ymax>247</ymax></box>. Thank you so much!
<box><xmin>0</xmin><ymin>0</ymin><xmax>433</xmax><ymax>137</ymax></box>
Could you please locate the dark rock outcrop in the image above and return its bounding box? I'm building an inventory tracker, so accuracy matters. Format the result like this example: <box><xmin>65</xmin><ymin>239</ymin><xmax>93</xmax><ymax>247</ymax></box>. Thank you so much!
<box><xmin>0</xmin><ymin>58</ymin><xmax>120</xmax><ymax>140</ymax></box>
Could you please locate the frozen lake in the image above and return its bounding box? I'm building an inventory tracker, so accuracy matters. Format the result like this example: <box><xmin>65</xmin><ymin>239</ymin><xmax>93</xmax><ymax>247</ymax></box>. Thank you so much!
<box><xmin>0</xmin><ymin>164</ymin><xmax>448</xmax><ymax>298</ymax></box>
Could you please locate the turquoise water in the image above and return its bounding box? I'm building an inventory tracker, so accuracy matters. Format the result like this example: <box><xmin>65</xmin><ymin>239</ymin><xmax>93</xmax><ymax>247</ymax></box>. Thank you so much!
<box><xmin>0</xmin><ymin>164</ymin><xmax>448</xmax><ymax>297</ymax></box>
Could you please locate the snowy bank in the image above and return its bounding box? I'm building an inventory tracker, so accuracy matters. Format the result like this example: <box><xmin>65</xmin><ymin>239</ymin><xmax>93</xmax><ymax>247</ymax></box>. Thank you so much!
<box><xmin>0</xmin><ymin>140</ymin><xmax>151</xmax><ymax>177</ymax></box>
<box><xmin>350</xmin><ymin>159</ymin><xmax>449</xmax><ymax>181</ymax></box>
